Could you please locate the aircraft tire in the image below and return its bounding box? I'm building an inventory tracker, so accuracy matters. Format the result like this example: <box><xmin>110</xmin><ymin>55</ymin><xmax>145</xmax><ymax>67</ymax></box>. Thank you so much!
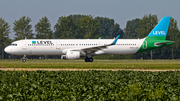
<box><xmin>85</xmin><ymin>57</ymin><xmax>93</xmax><ymax>62</ymax></box>
<box><xmin>22</xmin><ymin>59</ymin><xmax>26</xmax><ymax>62</ymax></box>
<box><xmin>89</xmin><ymin>58</ymin><xmax>93</xmax><ymax>62</ymax></box>
<box><xmin>85</xmin><ymin>58</ymin><xmax>88</xmax><ymax>62</ymax></box>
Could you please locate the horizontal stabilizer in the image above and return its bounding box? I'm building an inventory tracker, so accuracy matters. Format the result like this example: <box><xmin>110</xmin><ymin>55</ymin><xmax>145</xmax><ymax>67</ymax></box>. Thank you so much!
<box><xmin>154</xmin><ymin>41</ymin><xmax>174</xmax><ymax>46</ymax></box>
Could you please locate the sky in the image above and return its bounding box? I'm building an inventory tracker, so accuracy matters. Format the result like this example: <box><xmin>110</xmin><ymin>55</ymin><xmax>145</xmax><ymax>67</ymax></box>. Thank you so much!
<box><xmin>0</xmin><ymin>0</ymin><xmax>179</xmax><ymax>39</ymax></box>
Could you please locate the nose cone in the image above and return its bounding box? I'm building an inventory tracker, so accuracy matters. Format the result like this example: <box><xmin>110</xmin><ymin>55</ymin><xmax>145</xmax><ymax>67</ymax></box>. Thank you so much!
<box><xmin>4</xmin><ymin>47</ymin><xmax>10</xmax><ymax>53</ymax></box>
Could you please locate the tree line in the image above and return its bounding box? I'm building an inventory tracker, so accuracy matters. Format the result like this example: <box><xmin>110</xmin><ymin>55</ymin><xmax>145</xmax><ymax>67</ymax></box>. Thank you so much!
<box><xmin>0</xmin><ymin>14</ymin><xmax>179</xmax><ymax>59</ymax></box>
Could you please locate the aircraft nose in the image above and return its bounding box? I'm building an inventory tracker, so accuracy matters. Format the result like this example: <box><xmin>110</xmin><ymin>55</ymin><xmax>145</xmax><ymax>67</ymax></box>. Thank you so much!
<box><xmin>4</xmin><ymin>47</ymin><xmax>10</xmax><ymax>53</ymax></box>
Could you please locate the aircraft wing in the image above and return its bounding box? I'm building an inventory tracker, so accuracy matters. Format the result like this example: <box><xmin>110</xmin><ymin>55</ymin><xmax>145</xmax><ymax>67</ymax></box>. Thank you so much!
<box><xmin>80</xmin><ymin>35</ymin><xmax>120</xmax><ymax>53</ymax></box>
<box><xmin>62</xmin><ymin>35</ymin><xmax>120</xmax><ymax>54</ymax></box>
<box><xmin>77</xmin><ymin>45</ymin><xmax>108</xmax><ymax>53</ymax></box>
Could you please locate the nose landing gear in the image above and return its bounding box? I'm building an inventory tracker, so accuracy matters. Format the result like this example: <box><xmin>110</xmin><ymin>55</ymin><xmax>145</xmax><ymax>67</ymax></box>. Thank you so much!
<box><xmin>22</xmin><ymin>59</ymin><xmax>26</xmax><ymax>62</ymax></box>
<box><xmin>22</xmin><ymin>55</ymin><xmax>26</xmax><ymax>62</ymax></box>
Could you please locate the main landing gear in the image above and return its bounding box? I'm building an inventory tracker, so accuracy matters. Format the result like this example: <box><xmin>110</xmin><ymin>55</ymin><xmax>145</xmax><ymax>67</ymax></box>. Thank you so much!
<box><xmin>85</xmin><ymin>57</ymin><xmax>93</xmax><ymax>62</ymax></box>
<box><xmin>22</xmin><ymin>55</ymin><xmax>26</xmax><ymax>62</ymax></box>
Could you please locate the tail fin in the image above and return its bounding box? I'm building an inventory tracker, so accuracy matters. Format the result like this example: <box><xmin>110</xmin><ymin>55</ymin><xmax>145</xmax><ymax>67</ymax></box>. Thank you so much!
<box><xmin>147</xmin><ymin>17</ymin><xmax>171</xmax><ymax>40</ymax></box>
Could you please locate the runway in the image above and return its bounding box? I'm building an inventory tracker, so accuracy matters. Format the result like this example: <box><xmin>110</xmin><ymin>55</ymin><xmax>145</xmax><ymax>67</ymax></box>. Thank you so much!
<box><xmin>0</xmin><ymin>68</ymin><xmax>178</xmax><ymax>72</ymax></box>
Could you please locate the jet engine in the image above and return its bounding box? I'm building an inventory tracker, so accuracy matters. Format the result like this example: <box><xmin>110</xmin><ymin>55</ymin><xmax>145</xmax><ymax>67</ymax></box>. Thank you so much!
<box><xmin>61</xmin><ymin>51</ymin><xmax>80</xmax><ymax>60</ymax></box>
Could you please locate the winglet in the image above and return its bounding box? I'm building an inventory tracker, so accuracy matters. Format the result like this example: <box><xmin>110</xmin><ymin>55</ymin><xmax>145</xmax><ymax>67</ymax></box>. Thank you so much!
<box><xmin>111</xmin><ymin>35</ymin><xmax>120</xmax><ymax>45</ymax></box>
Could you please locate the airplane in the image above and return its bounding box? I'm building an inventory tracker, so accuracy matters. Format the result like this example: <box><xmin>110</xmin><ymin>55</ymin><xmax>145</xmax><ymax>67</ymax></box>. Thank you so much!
<box><xmin>4</xmin><ymin>17</ymin><xmax>174</xmax><ymax>62</ymax></box>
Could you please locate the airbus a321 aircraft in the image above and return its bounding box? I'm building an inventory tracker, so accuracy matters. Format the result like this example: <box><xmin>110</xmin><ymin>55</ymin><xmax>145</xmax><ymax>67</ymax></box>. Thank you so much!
<box><xmin>5</xmin><ymin>17</ymin><xmax>173</xmax><ymax>62</ymax></box>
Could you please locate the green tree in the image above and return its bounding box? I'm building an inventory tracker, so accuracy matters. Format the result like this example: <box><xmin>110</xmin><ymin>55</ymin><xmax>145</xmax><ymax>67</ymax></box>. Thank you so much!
<box><xmin>0</xmin><ymin>18</ymin><xmax>10</xmax><ymax>59</ymax></box>
<box><xmin>54</xmin><ymin>16</ymin><xmax>76</xmax><ymax>39</ymax></box>
<box><xmin>124</xmin><ymin>18</ymin><xmax>140</xmax><ymax>39</ymax></box>
<box><xmin>13</xmin><ymin>16</ymin><xmax>34</xmax><ymax>40</ymax></box>
<box><xmin>95</xmin><ymin>17</ymin><xmax>123</xmax><ymax>39</ymax></box>
<box><xmin>109</xmin><ymin>23</ymin><xmax>123</xmax><ymax>38</ymax></box>
<box><xmin>68</xmin><ymin>14</ymin><xmax>85</xmax><ymax>25</ymax></box>
<box><xmin>136</xmin><ymin>14</ymin><xmax>158</xmax><ymax>59</ymax></box>
<box><xmin>76</xmin><ymin>15</ymin><xmax>100</xmax><ymax>39</ymax></box>
<box><xmin>136</xmin><ymin>14</ymin><xmax>158</xmax><ymax>38</ymax></box>
<box><xmin>35</xmin><ymin>16</ymin><xmax>52</xmax><ymax>39</ymax></box>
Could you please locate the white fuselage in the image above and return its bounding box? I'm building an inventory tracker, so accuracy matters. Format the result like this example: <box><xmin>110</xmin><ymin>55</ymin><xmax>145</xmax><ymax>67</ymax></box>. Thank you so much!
<box><xmin>4</xmin><ymin>39</ymin><xmax>145</xmax><ymax>56</ymax></box>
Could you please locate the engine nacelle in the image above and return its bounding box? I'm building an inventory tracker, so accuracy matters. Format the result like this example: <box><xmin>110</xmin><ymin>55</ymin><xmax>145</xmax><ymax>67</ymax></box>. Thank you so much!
<box><xmin>61</xmin><ymin>51</ymin><xmax>80</xmax><ymax>60</ymax></box>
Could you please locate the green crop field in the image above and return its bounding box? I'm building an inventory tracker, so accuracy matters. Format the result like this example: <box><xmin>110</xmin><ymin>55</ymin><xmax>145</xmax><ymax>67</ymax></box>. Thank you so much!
<box><xmin>1</xmin><ymin>60</ymin><xmax>180</xmax><ymax>100</ymax></box>
<box><xmin>0</xmin><ymin>59</ymin><xmax>180</xmax><ymax>69</ymax></box>
<box><xmin>1</xmin><ymin>70</ymin><xmax>180</xmax><ymax>100</ymax></box>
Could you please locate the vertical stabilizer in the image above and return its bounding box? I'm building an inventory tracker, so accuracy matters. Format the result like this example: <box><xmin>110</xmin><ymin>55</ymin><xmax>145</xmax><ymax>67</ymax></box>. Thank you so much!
<box><xmin>137</xmin><ymin>17</ymin><xmax>172</xmax><ymax>53</ymax></box>
<box><xmin>147</xmin><ymin>17</ymin><xmax>171</xmax><ymax>40</ymax></box>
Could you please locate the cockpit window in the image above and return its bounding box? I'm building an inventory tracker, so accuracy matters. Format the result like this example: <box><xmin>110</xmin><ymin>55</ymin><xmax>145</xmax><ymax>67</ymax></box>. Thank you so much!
<box><xmin>9</xmin><ymin>43</ymin><xmax>17</xmax><ymax>46</ymax></box>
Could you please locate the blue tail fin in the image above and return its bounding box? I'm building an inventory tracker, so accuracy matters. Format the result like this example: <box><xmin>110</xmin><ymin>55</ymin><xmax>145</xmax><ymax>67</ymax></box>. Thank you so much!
<box><xmin>147</xmin><ymin>17</ymin><xmax>171</xmax><ymax>40</ymax></box>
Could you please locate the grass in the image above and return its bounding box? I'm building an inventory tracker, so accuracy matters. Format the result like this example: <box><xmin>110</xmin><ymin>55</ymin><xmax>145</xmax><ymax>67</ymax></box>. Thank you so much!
<box><xmin>0</xmin><ymin>59</ymin><xmax>180</xmax><ymax>69</ymax></box>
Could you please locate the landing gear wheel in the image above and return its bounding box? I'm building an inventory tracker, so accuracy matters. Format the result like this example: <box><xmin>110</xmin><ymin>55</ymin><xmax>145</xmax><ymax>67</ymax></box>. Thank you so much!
<box><xmin>85</xmin><ymin>57</ymin><xmax>93</xmax><ymax>62</ymax></box>
<box><xmin>22</xmin><ymin>59</ymin><xmax>26</xmax><ymax>62</ymax></box>
<box><xmin>85</xmin><ymin>58</ymin><xmax>88</xmax><ymax>62</ymax></box>
<box><xmin>89</xmin><ymin>58</ymin><xmax>93</xmax><ymax>62</ymax></box>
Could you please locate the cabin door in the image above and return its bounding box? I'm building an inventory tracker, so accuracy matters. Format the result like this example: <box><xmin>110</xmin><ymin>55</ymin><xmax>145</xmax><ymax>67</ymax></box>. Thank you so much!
<box><xmin>56</xmin><ymin>41</ymin><xmax>60</xmax><ymax>49</ymax></box>
<box><xmin>22</xmin><ymin>41</ymin><xmax>27</xmax><ymax>50</ymax></box>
